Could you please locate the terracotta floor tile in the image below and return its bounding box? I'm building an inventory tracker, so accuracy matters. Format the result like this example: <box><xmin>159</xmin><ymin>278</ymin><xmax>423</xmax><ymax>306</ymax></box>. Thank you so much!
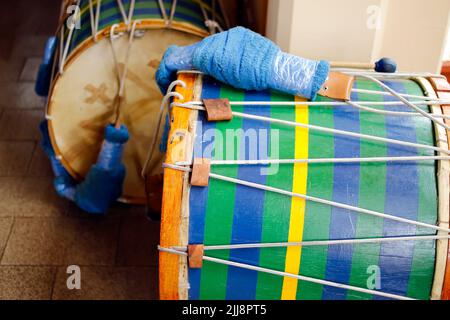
<box><xmin>0</xmin><ymin>178</ymin><xmax>22</xmax><ymax>215</ymax></box>
<box><xmin>0</xmin><ymin>177</ymin><xmax>67</xmax><ymax>217</ymax></box>
<box><xmin>0</xmin><ymin>217</ymin><xmax>13</xmax><ymax>258</ymax></box>
<box><xmin>0</xmin><ymin>141</ymin><xmax>35</xmax><ymax>176</ymax></box>
<box><xmin>11</xmin><ymin>35</ymin><xmax>49</xmax><ymax>58</ymax></box>
<box><xmin>0</xmin><ymin>58</ymin><xmax>25</xmax><ymax>81</ymax></box>
<box><xmin>0</xmin><ymin>266</ymin><xmax>55</xmax><ymax>300</ymax></box>
<box><xmin>1</xmin><ymin>216</ymin><xmax>120</xmax><ymax>266</ymax></box>
<box><xmin>19</xmin><ymin>57</ymin><xmax>41</xmax><ymax>82</ymax></box>
<box><xmin>116</xmin><ymin>216</ymin><xmax>160</xmax><ymax>267</ymax></box>
<box><xmin>0</xmin><ymin>82</ymin><xmax>46</xmax><ymax>109</ymax></box>
<box><xmin>27</xmin><ymin>145</ymin><xmax>54</xmax><ymax>177</ymax></box>
<box><xmin>52</xmin><ymin>266</ymin><xmax>157</xmax><ymax>300</ymax></box>
<box><xmin>1</xmin><ymin>217</ymin><xmax>75</xmax><ymax>265</ymax></box>
<box><xmin>0</xmin><ymin>109</ymin><xmax>43</xmax><ymax>140</ymax></box>
<box><xmin>108</xmin><ymin>203</ymin><xmax>148</xmax><ymax>218</ymax></box>
<box><xmin>64</xmin><ymin>217</ymin><xmax>120</xmax><ymax>266</ymax></box>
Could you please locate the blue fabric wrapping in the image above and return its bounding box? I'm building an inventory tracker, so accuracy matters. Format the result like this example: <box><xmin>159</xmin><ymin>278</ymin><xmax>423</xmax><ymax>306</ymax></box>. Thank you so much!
<box><xmin>75</xmin><ymin>124</ymin><xmax>129</xmax><ymax>214</ymax></box>
<box><xmin>40</xmin><ymin>121</ymin><xmax>129</xmax><ymax>215</ymax></box>
<box><xmin>74</xmin><ymin>163</ymin><xmax>126</xmax><ymax>214</ymax></box>
<box><xmin>156</xmin><ymin>27</ymin><xmax>330</xmax><ymax>100</ymax></box>
<box><xmin>39</xmin><ymin>121</ymin><xmax>77</xmax><ymax>200</ymax></box>
<box><xmin>192</xmin><ymin>27</ymin><xmax>280</xmax><ymax>91</ymax></box>
<box><xmin>270</xmin><ymin>51</ymin><xmax>330</xmax><ymax>100</ymax></box>
<box><xmin>156</xmin><ymin>44</ymin><xmax>199</xmax><ymax>93</ymax></box>
<box><xmin>97</xmin><ymin>124</ymin><xmax>129</xmax><ymax>169</ymax></box>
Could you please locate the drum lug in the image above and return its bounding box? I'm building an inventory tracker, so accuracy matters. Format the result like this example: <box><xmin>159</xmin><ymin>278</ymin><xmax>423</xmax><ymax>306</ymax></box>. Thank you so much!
<box><xmin>318</xmin><ymin>72</ymin><xmax>355</xmax><ymax>101</ymax></box>
<box><xmin>191</xmin><ymin>158</ymin><xmax>211</xmax><ymax>187</ymax></box>
<box><xmin>203</xmin><ymin>98</ymin><xmax>233</xmax><ymax>122</ymax></box>
<box><xmin>188</xmin><ymin>244</ymin><xmax>204</xmax><ymax>269</ymax></box>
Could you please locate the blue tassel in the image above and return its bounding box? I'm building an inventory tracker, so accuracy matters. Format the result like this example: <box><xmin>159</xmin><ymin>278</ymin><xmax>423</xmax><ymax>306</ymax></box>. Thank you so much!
<box><xmin>40</xmin><ymin>121</ymin><xmax>129</xmax><ymax>215</ymax></box>
<box><xmin>74</xmin><ymin>124</ymin><xmax>129</xmax><ymax>215</ymax></box>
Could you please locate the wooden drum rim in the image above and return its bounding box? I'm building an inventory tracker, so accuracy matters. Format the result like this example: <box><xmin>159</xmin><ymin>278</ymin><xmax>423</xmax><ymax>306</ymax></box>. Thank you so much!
<box><xmin>420</xmin><ymin>76</ymin><xmax>450</xmax><ymax>300</ymax></box>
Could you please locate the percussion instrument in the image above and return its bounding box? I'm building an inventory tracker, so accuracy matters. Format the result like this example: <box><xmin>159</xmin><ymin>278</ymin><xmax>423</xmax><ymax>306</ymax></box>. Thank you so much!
<box><xmin>157</xmin><ymin>71</ymin><xmax>450</xmax><ymax>300</ymax></box>
<box><xmin>46</xmin><ymin>0</ymin><xmax>227</xmax><ymax>204</ymax></box>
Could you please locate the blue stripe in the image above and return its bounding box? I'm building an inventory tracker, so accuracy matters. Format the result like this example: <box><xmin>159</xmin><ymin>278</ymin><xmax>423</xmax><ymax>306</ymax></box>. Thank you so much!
<box><xmin>225</xmin><ymin>90</ymin><xmax>271</xmax><ymax>300</ymax></box>
<box><xmin>188</xmin><ymin>78</ymin><xmax>220</xmax><ymax>300</ymax></box>
<box><xmin>323</xmin><ymin>90</ymin><xmax>361</xmax><ymax>300</ymax></box>
<box><xmin>374</xmin><ymin>80</ymin><xmax>419</xmax><ymax>300</ymax></box>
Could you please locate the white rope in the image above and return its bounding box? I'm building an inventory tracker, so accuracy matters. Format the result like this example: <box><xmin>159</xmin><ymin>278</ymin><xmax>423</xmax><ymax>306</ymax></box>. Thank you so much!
<box><xmin>162</xmin><ymin>163</ymin><xmax>450</xmax><ymax>233</ymax></box>
<box><xmin>116</xmin><ymin>0</ymin><xmax>129</xmax><ymax>25</ymax></box>
<box><xmin>340</xmin><ymin>70</ymin><xmax>445</xmax><ymax>79</ymax></box>
<box><xmin>168</xmin><ymin>0</ymin><xmax>178</xmax><ymax>26</ymax></box>
<box><xmin>346</xmin><ymin>100</ymin><xmax>450</xmax><ymax>120</ymax></box>
<box><xmin>158</xmin><ymin>246</ymin><xmax>413</xmax><ymax>300</ymax></box>
<box><xmin>352</xmin><ymin>88</ymin><xmax>435</xmax><ymax>101</ymax></box>
<box><xmin>158</xmin><ymin>0</ymin><xmax>169</xmax><ymax>24</ymax></box>
<box><xmin>176</xmin><ymin>100</ymin><xmax>450</xmax><ymax>119</ymax></box>
<box><xmin>126</xmin><ymin>0</ymin><xmax>135</xmax><ymax>30</ymax></box>
<box><xmin>198</xmin><ymin>0</ymin><xmax>222</xmax><ymax>34</ymax></box>
<box><xmin>235</xmin><ymin>111</ymin><xmax>450</xmax><ymax>155</ymax></box>
<box><xmin>59</xmin><ymin>0</ymin><xmax>80</xmax><ymax>74</ymax></box>
<box><xmin>141</xmin><ymin>81</ymin><xmax>186</xmax><ymax>178</ymax></box>
<box><xmin>176</xmin><ymin>155</ymin><xmax>450</xmax><ymax>167</ymax></box>
<box><xmin>361</xmin><ymin>75</ymin><xmax>450</xmax><ymax>132</ymax></box>
<box><xmin>172</xmin><ymin>102</ymin><xmax>450</xmax><ymax>155</ymax></box>
<box><xmin>88</xmin><ymin>0</ymin><xmax>101</xmax><ymax>42</ymax></box>
<box><xmin>108</xmin><ymin>20</ymin><xmax>140</xmax><ymax>124</ymax></box>
<box><xmin>208</xmin><ymin>173</ymin><xmax>450</xmax><ymax>233</ymax></box>
<box><xmin>199</xmin><ymin>235</ymin><xmax>450</xmax><ymax>251</ymax></box>
<box><xmin>163</xmin><ymin>163</ymin><xmax>191</xmax><ymax>172</ymax></box>
<box><xmin>181</xmin><ymin>100</ymin><xmax>450</xmax><ymax>107</ymax></box>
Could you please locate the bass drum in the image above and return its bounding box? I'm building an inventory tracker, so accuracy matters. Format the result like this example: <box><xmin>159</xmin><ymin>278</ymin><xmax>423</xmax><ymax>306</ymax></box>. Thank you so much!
<box><xmin>158</xmin><ymin>72</ymin><xmax>450</xmax><ymax>300</ymax></box>
<box><xmin>47</xmin><ymin>0</ymin><xmax>226</xmax><ymax>204</ymax></box>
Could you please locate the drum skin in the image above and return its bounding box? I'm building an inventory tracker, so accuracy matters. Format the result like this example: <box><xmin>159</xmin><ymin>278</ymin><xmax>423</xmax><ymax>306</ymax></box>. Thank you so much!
<box><xmin>160</xmin><ymin>73</ymin><xmax>449</xmax><ymax>300</ymax></box>
<box><xmin>47</xmin><ymin>0</ymin><xmax>215</xmax><ymax>203</ymax></box>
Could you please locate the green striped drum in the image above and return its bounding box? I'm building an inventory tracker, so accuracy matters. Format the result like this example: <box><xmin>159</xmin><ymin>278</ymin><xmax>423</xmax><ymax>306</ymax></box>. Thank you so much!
<box><xmin>47</xmin><ymin>0</ymin><xmax>221</xmax><ymax>204</ymax></box>
<box><xmin>159</xmin><ymin>72</ymin><xmax>450</xmax><ymax>300</ymax></box>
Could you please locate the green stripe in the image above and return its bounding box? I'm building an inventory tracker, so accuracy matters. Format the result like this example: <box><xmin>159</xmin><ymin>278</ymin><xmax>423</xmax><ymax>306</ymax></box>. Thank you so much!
<box><xmin>255</xmin><ymin>91</ymin><xmax>296</xmax><ymax>300</ymax></box>
<box><xmin>296</xmin><ymin>96</ymin><xmax>335</xmax><ymax>300</ymax></box>
<box><xmin>406</xmin><ymin>80</ymin><xmax>437</xmax><ymax>299</ymax></box>
<box><xmin>347</xmin><ymin>79</ymin><xmax>386</xmax><ymax>300</ymax></box>
<box><xmin>199</xmin><ymin>86</ymin><xmax>244</xmax><ymax>300</ymax></box>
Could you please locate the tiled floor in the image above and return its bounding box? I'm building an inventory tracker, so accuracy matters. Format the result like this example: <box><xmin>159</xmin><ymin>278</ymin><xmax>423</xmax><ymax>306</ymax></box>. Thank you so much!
<box><xmin>0</xmin><ymin>0</ymin><xmax>159</xmax><ymax>300</ymax></box>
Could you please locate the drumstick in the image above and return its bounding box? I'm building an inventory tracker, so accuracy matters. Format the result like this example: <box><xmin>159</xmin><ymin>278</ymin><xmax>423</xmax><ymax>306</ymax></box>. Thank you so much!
<box><xmin>331</xmin><ymin>57</ymin><xmax>397</xmax><ymax>73</ymax></box>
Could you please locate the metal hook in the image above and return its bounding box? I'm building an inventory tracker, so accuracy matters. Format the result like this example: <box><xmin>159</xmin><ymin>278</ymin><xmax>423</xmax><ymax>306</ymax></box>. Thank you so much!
<box><xmin>110</xmin><ymin>23</ymin><xmax>123</xmax><ymax>40</ymax></box>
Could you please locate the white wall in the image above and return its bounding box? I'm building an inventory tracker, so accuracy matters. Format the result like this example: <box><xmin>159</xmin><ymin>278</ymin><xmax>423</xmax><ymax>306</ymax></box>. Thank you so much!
<box><xmin>267</xmin><ymin>0</ymin><xmax>450</xmax><ymax>73</ymax></box>
<box><xmin>442</xmin><ymin>15</ymin><xmax>450</xmax><ymax>60</ymax></box>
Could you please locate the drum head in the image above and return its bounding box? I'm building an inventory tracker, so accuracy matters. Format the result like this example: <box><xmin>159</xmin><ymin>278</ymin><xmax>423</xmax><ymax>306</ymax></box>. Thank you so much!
<box><xmin>48</xmin><ymin>28</ymin><xmax>202</xmax><ymax>203</ymax></box>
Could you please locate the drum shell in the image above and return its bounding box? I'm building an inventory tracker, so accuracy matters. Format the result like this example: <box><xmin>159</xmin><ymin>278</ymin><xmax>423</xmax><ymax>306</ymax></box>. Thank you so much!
<box><xmin>159</xmin><ymin>73</ymin><xmax>450</xmax><ymax>300</ymax></box>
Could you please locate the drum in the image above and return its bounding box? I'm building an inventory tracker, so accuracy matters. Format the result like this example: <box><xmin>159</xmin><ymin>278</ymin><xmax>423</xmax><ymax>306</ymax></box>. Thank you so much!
<box><xmin>46</xmin><ymin>0</ymin><xmax>227</xmax><ymax>204</ymax></box>
<box><xmin>158</xmin><ymin>71</ymin><xmax>450</xmax><ymax>300</ymax></box>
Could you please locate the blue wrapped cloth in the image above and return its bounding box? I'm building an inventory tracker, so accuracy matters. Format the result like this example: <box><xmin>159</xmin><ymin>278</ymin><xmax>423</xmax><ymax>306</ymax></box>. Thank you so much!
<box><xmin>156</xmin><ymin>27</ymin><xmax>330</xmax><ymax>100</ymax></box>
<box><xmin>40</xmin><ymin>121</ymin><xmax>129</xmax><ymax>215</ymax></box>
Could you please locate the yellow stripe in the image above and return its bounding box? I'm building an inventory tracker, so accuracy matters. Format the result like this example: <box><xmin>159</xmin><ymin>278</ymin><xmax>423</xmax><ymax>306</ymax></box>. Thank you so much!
<box><xmin>281</xmin><ymin>96</ymin><xmax>309</xmax><ymax>300</ymax></box>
